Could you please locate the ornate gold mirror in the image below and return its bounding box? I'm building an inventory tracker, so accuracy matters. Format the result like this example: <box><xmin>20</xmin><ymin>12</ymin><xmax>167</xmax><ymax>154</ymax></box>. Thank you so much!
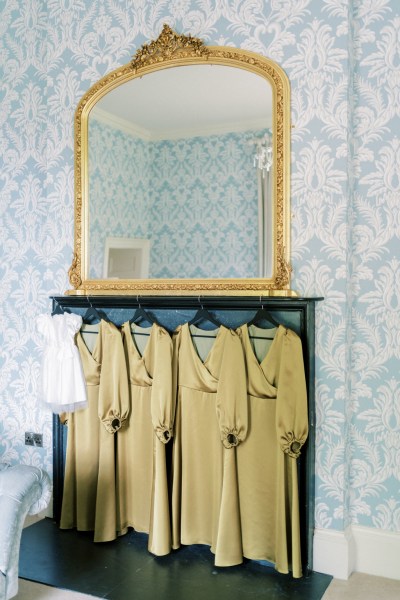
<box><xmin>68</xmin><ymin>25</ymin><xmax>292</xmax><ymax>296</ymax></box>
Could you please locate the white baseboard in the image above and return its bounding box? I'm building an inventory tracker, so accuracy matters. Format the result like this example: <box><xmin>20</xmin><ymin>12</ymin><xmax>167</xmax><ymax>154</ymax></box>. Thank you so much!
<box><xmin>313</xmin><ymin>526</ymin><xmax>400</xmax><ymax>581</ymax></box>
<box><xmin>313</xmin><ymin>526</ymin><xmax>355</xmax><ymax>579</ymax></box>
<box><xmin>352</xmin><ymin>525</ymin><xmax>400</xmax><ymax>581</ymax></box>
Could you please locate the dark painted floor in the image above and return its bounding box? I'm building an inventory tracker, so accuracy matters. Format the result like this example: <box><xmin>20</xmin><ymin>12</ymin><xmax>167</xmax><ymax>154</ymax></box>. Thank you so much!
<box><xmin>19</xmin><ymin>519</ymin><xmax>332</xmax><ymax>600</ymax></box>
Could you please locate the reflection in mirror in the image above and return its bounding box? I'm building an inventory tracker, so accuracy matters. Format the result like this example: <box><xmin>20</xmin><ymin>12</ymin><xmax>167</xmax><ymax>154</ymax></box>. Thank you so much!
<box><xmin>87</xmin><ymin>65</ymin><xmax>273</xmax><ymax>280</ymax></box>
<box><xmin>103</xmin><ymin>237</ymin><xmax>150</xmax><ymax>279</ymax></box>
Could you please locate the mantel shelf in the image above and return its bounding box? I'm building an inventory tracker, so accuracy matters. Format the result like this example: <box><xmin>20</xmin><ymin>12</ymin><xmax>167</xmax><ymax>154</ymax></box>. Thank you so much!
<box><xmin>52</xmin><ymin>295</ymin><xmax>324</xmax><ymax>310</ymax></box>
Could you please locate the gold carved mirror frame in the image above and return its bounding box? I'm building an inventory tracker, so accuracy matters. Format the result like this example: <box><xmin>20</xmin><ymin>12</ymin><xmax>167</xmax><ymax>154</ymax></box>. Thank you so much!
<box><xmin>67</xmin><ymin>25</ymin><xmax>292</xmax><ymax>296</ymax></box>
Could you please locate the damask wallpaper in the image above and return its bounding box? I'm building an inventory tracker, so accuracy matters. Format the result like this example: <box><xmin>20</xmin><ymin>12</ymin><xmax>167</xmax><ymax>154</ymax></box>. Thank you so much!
<box><xmin>88</xmin><ymin>118</ymin><xmax>151</xmax><ymax>278</ymax></box>
<box><xmin>150</xmin><ymin>131</ymin><xmax>261</xmax><ymax>278</ymax></box>
<box><xmin>89</xmin><ymin>121</ymin><xmax>261</xmax><ymax>278</ymax></box>
<box><xmin>0</xmin><ymin>0</ymin><xmax>399</xmax><ymax>540</ymax></box>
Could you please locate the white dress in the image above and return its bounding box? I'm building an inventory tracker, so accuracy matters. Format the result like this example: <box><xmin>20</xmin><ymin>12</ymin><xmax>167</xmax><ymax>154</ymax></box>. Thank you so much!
<box><xmin>36</xmin><ymin>313</ymin><xmax>87</xmax><ymax>413</ymax></box>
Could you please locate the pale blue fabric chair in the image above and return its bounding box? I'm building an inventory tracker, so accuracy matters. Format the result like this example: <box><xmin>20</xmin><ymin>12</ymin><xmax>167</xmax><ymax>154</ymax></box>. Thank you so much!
<box><xmin>0</xmin><ymin>464</ymin><xmax>52</xmax><ymax>600</ymax></box>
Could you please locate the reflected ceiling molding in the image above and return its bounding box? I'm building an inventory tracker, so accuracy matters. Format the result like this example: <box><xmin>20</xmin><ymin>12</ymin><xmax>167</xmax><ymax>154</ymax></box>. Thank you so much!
<box><xmin>92</xmin><ymin>105</ymin><xmax>269</xmax><ymax>141</ymax></box>
<box><xmin>91</xmin><ymin>106</ymin><xmax>151</xmax><ymax>140</ymax></box>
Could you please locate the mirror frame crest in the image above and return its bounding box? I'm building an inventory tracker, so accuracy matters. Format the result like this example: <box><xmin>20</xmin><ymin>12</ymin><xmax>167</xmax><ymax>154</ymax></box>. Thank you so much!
<box><xmin>68</xmin><ymin>24</ymin><xmax>293</xmax><ymax>296</ymax></box>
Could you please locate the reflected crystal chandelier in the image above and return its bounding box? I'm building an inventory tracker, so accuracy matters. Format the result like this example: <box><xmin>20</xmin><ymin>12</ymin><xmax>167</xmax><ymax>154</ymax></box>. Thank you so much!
<box><xmin>253</xmin><ymin>133</ymin><xmax>273</xmax><ymax>177</ymax></box>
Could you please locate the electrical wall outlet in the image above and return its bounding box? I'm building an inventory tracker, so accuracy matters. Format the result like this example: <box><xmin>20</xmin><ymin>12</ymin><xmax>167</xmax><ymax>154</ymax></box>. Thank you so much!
<box><xmin>25</xmin><ymin>432</ymin><xmax>34</xmax><ymax>446</ymax></box>
<box><xmin>33</xmin><ymin>433</ymin><xmax>43</xmax><ymax>447</ymax></box>
<box><xmin>25</xmin><ymin>432</ymin><xmax>43</xmax><ymax>447</ymax></box>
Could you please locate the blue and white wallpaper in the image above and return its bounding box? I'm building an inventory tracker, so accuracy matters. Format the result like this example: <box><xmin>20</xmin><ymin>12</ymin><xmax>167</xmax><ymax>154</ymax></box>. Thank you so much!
<box><xmin>0</xmin><ymin>0</ymin><xmax>399</xmax><ymax>538</ymax></box>
<box><xmin>150</xmin><ymin>131</ymin><xmax>261</xmax><ymax>278</ymax></box>
<box><xmin>88</xmin><ymin>118</ymin><xmax>151</xmax><ymax>277</ymax></box>
<box><xmin>89</xmin><ymin>124</ymin><xmax>261</xmax><ymax>279</ymax></box>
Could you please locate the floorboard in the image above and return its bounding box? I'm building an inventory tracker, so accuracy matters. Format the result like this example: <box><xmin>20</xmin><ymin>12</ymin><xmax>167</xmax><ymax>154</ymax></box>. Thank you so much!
<box><xmin>19</xmin><ymin>519</ymin><xmax>332</xmax><ymax>600</ymax></box>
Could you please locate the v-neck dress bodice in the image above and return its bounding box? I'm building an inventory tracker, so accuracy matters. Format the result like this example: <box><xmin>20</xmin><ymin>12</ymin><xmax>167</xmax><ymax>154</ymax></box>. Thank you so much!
<box><xmin>171</xmin><ymin>323</ymin><xmax>248</xmax><ymax>567</ymax></box>
<box><xmin>117</xmin><ymin>321</ymin><xmax>174</xmax><ymax>556</ymax></box>
<box><xmin>235</xmin><ymin>324</ymin><xmax>308</xmax><ymax>578</ymax></box>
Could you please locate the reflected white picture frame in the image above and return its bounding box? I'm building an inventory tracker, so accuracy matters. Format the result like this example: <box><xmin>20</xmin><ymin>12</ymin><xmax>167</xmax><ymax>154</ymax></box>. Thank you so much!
<box><xmin>103</xmin><ymin>237</ymin><xmax>150</xmax><ymax>279</ymax></box>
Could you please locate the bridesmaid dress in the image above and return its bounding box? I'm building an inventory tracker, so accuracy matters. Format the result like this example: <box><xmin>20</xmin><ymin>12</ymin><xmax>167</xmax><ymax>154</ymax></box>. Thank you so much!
<box><xmin>171</xmin><ymin>323</ymin><xmax>248</xmax><ymax>567</ymax></box>
<box><xmin>116</xmin><ymin>321</ymin><xmax>174</xmax><ymax>556</ymax></box>
<box><xmin>236</xmin><ymin>323</ymin><xmax>308</xmax><ymax>577</ymax></box>
<box><xmin>60</xmin><ymin>320</ymin><xmax>129</xmax><ymax>543</ymax></box>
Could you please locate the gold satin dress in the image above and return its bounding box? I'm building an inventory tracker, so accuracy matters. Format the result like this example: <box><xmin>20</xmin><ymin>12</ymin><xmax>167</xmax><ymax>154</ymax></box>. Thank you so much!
<box><xmin>60</xmin><ymin>320</ymin><xmax>129</xmax><ymax>543</ymax></box>
<box><xmin>171</xmin><ymin>323</ymin><xmax>248</xmax><ymax>567</ymax></box>
<box><xmin>116</xmin><ymin>322</ymin><xmax>174</xmax><ymax>556</ymax></box>
<box><xmin>236</xmin><ymin>324</ymin><xmax>308</xmax><ymax>578</ymax></box>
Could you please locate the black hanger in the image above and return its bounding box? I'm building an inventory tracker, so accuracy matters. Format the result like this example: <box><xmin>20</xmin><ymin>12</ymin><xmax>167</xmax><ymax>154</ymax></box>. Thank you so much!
<box><xmin>129</xmin><ymin>302</ymin><xmax>155</xmax><ymax>327</ymax></box>
<box><xmin>248</xmin><ymin>302</ymin><xmax>280</xmax><ymax>329</ymax></box>
<box><xmin>189</xmin><ymin>300</ymin><xmax>221</xmax><ymax>329</ymax></box>
<box><xmin>82</xmin><ymin>298</ymin><xmax>110</xmax><ymax>324</ymax></box>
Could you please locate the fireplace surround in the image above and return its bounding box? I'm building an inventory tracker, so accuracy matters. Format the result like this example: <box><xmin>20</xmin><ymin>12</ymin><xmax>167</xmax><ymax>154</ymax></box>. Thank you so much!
<box><xmin>51</xmin><ymin>295</ymin><xmax>321</xmax><ymax>575</ymax></box>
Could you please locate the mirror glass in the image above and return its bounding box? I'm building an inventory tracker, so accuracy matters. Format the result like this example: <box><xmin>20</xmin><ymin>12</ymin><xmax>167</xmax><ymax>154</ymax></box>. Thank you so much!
<box><xmin>88</xmin><ymin>65</ymin><xmax>273</xmax><ymax>280</ymax></box>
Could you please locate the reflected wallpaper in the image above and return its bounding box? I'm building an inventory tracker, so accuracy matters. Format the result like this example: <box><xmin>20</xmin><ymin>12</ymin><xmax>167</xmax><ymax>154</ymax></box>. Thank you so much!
<box><xmin>89</xmin><ymin>122</ymin><xmax>260</xmax><ymax>279</ymax></box>
<box><xmin>0</xmin><ymin>0</ymin><xmax>399</xmax><ymax>540</ymax></box>
<box><xmin>88</xmin><ymin>119</ymin><xmax>151</xmax><ymax>278</ymax></box>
